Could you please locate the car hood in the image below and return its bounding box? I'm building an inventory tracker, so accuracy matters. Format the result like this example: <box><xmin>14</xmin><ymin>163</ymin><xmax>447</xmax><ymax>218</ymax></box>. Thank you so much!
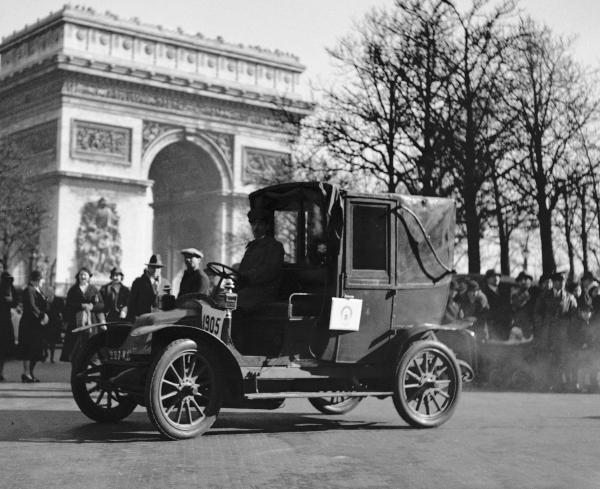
<box><xmin>133</xmin><ymin>306</ymin><xmax>200</xmax><ymax>329</ymax></box>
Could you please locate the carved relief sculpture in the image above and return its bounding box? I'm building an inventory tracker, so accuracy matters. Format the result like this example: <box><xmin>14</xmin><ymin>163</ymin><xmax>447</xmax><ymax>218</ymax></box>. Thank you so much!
<box><xmin>242</xmin><ymin>147</ymin><xmax>291</xmax><ymax>184</ymax></box>
<box><xmin>76</xmin><ymin>198</ymin><xmax>122</xmax><ymax>276</ymax></box>
<box><xmin>142</xmin><ymin>120</ymin><xmax>181</xmax><ymax>152</ymax></box>
<box><xmin>71</xmin><ymin>120</ymin><xmax>132</xmax><ymax>163</ymax></box>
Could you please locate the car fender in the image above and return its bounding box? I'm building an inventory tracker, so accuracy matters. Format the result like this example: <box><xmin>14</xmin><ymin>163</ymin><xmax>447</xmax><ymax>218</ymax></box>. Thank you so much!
<box><xmin>390</xmin><ymin>323</ymin><xmax>442</xmax><ymax>367</ymax></box>
<box><xmin>147</xmin><ymin>324</ymin><xmax>244</xmax><ymax>403</ymax></box>
<box><xmin>72</xmin><ymin>321</ymin><xmax>131</xmax><ymax>334</ymax></box>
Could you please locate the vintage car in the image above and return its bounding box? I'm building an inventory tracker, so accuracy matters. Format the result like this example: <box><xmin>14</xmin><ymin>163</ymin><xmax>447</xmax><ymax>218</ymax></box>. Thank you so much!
<box><xmin>71</xmin><ymin>182</ymin><xmax>467</xmax><ymax>439</ymax></box>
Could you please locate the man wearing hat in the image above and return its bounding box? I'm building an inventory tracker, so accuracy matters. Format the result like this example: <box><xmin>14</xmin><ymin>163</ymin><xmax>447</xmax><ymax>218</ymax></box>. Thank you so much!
<box><xmin>100</xmin><ymin>267</ymin><xmax>130</xmax><ymax>322</ymax></box>
<box><xmin>511</xmin><ymin>271</ymin><xmax>535</xmax><ymax>339</ymax></box>
<box><xmin>578</xmin><ymin>271</ymin><xmax>597</xmax><ymax>310</ymax></box>
<box><xmin>237</xmin><ymin>208</ymin><xmax>284</xmax><ymax>310</ymax></box>
<box><xmin>481</xmin><ymin>269</ymin><xmax>512</xmax><ymax>340</ymax></box>
<box><xmin>127</xmin><ymin>254</ymin><xmax>163</xmax><ymax>322</ymax></box>
<box><xmin>178</xmin><ymin>248</ymin><xmax>210</xmax><ymax>298</ymax></box>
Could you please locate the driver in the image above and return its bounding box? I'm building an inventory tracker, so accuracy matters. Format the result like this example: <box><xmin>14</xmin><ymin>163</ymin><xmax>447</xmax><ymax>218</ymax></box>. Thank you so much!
<box><xmin>236</xmin><ymin>208</ymin><xmax>285</xmax><ymax>310</ymax></box>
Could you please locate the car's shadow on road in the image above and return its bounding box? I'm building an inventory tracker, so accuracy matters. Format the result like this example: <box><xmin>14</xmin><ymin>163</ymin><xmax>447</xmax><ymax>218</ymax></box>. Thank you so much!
<box><xmin>0</xmin><ymin>409</ymin><xmax>410</xmax><ymax>443</ymax></box>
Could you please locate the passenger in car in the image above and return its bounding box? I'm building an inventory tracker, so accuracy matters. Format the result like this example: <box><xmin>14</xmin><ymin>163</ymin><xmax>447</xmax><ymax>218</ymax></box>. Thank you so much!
<box><xmin>237</xmin><ymin>208</ymin><xmax>285</xmax><ymax>311</ymax></box>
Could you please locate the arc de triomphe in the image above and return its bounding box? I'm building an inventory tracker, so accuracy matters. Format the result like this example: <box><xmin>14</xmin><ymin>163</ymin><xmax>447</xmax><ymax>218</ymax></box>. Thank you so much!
<box><xmin>0</xmin><ymin>5</ymin><xmax>313</xmax><ymax>293</ymax></box>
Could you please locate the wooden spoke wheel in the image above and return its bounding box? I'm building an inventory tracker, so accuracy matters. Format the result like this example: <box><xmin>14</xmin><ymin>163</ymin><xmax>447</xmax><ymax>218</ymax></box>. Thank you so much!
<box><xmin>145</xmin><ymin>339</ymin><xmax>223</xmax><ymax>440</ymax></box>
<box><xmin>393</xmin><ymin>340</ymin><xmax>461</xmax><ymax>428</ymax></box>
<box><xmin>71</xmin><ymin>333</ymin><xmax>137</xmax><ymax>422</ymax></box>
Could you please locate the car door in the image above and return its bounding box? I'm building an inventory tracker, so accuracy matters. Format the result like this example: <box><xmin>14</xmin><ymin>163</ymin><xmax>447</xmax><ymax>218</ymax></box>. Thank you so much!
<box><xmin>336</xmin><ymin>197</ymin><xmax>396</xmax><ymax>363</ymax></box>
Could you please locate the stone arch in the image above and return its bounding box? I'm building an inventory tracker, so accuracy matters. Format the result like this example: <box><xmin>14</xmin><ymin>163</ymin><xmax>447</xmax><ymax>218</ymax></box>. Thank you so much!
<box><xmin>145</xmin><ymin>130</ymin><xmax>231</xmax><ymax>285</ymax></box>
<box><xmin>142</xmin><ymin>128</ymin><xmax>233</xmax><ymax>191</ymax></box>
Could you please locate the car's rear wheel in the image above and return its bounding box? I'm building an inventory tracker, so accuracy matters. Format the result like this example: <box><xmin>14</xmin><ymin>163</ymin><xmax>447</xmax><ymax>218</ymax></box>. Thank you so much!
<box><xmin>145</xmin><ymin>339</ymin><xmax>223</xmax><ymax>440</ymax></box>
<box><xmin>393</xmin><ymin>340</ymin><xmax>461</xmax><ymax>428</ymax></box>
<box><xmin>308</xmin><ymin>396</ymin><xmax>363</xmax><ymax>414</ymax></box>
<box><xmin>71</xmin><ymin>333</ymin><xmax>137</xmax><ymax>422</ymax></box>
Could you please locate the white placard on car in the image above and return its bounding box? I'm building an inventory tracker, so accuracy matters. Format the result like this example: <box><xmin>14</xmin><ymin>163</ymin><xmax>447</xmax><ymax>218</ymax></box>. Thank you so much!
<box><xmin>329</xmin><ymin>297</ymin><xmax>363</xmax><ymax>331</ymax></box>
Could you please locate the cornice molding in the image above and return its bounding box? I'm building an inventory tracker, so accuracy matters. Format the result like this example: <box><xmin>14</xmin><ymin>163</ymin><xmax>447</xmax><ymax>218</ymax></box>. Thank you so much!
<box><xmin>32</xmin><ymin>170</ymin><xmax>152</xmax><ymax>189</ymax></box>
<box><xmin>0</xmin><ymin>55</ymin><xmax>314</xmax><ymax>115</ymax></box>
<box><xmin>1</xmin><ymin>5</ymin><xmax>304</xmax><ymax>70</ymax></box>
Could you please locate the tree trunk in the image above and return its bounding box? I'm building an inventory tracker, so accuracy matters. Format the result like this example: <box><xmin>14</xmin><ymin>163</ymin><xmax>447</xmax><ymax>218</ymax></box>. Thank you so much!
<box><xmin>563</xmin><ymin>197</ymin><xmax>575</xmax><ymax>282</ymax></box>
<box><xmin>537</xmin><ymin>203</ymin><xmax>556</xmax><ymax>274</ymax></box>
<box><xmin>492</xmin><ymin>169</ymin><xmax>510</xmax><ymax>275</ymax></box>
<box><xmin>579</xmin><ymin>185</ymin><xmax>589</xmax><ymax>272</ymax></box>
<box><xmin>464</xmin><ymin>183</ymin><xmax>481</xmax><ymax>273</ymax></box>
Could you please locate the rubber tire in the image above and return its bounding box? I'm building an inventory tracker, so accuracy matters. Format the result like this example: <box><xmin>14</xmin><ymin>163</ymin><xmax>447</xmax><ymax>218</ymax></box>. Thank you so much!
<box><xmin>71</xmin><ymin>333</ymin><xmax>137</xmax><ymax>423</ymax></box>
<box><xmin>145</xmin><ymin>339</ymin><xmax>223</xmax><ymax>440</ymax></box>
<box><xmin>392</xmin><ymin>340</ymin><xmax>461</xmax><ymax>428</ymax></box>
<box><xmin>308</xmin><ymin>396</ymin><xmax>363</xmax><ymax>415</ymax></box>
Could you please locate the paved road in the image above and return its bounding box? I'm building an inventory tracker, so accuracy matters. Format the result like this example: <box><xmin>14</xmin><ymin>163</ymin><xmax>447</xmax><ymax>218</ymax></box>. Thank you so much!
<box><xmin>1</xmin><ymin>363</ymin><xmax>600</xmax><ymax>489</ymax></box>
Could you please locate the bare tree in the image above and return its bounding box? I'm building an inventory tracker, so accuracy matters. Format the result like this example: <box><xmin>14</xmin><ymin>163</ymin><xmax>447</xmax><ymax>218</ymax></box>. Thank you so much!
<box><xmin>309</xmin><ymin>1</ymin><xmax>455</xmax><ymax>195</ymax></box>
<box><xmin>440</xmin><ymin>0</ymin><xmax>517</xmax><ymax>273</ymax></box>
<box><xmin>0</xmin><ymin>139</ymin><xmax>46</xmax><ymax>269</ymax></box>
<box><xmin>506</xmin><ymin>18</ymin><xmax>599</xmax><ymax>274</ymax></box>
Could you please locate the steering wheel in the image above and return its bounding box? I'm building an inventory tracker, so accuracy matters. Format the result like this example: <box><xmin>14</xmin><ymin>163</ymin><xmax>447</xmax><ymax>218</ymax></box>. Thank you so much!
<box><xmin>206</xmin><ymin>262</ymin><xmax>242</xmax><ymax>288</ymax></box>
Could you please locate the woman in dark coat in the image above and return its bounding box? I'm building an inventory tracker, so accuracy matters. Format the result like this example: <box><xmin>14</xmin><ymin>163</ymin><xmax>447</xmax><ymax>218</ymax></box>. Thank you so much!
<box><xmin>18</xmin><ymin>270</ymin><xmax>49</xmax><ymax>382</ymax></box>
<box><xmin>60</xmin><ymin>267</ymin><xmax>104</xmax><ymax>362</ymax></box>
<box><xmin>0</xmin><ymin>270</ymin><xmax>18</xmax><ymax>381</ymax></box>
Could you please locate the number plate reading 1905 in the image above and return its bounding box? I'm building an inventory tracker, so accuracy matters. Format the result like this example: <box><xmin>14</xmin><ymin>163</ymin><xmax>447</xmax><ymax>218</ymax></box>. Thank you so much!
<box><xmin>200</xmin><ymin>305</ymin><xmax>227</xmax><ymax>338</ymax></box>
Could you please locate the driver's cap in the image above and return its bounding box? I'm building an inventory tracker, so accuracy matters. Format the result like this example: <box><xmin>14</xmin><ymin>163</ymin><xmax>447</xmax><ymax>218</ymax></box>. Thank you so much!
<box><xmin>181</xmin><ymin>247</ymin><xmax>204</xmax><ymax>259</ymax></box>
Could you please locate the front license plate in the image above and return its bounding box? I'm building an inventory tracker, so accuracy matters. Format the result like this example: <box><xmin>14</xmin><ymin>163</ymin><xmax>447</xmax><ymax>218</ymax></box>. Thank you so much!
<box><xmin>201</xmin><ymin>305</ymin><xmax>226</xmax><ymax>338</ymax></box>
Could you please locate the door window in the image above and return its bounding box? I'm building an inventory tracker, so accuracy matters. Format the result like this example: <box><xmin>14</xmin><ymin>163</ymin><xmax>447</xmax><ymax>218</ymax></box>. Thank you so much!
<box><xmin>347</xmin><ymin>203</ymin><xmax>392</xmax><ymax>284</ymax></box>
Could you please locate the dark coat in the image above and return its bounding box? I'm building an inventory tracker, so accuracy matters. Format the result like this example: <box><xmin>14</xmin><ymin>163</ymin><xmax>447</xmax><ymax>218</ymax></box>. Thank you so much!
<box><xmin>127</xmin><ymin>273</ymin><xmax>158</xmax><ymax>321</ymax></box>
<box><xmin>0</xmin><ymin>279</ymin><xmax>17</xmax><ymax>357</ymax></box>
<box><xmin>178</xmin><ymin>268</ymin><xmax>210</xmax><ymax>298</ymax></box>
<box><xmin>18</xmin><ymin>284</ymin><xmax>49</xmax><ymax>362</ymax></box>
<box><xmin>482</xmin><ymin>284</ymin><xmax>512</xmax><ymax>340</ymax></box>
<box><xmin>511</xmin><ymin>288</ymin><xmax>535</xmax><ymax>338</ymax></box>
<box><xmin>60</xmin><ymin>283</ymin><xmax>103</xmax><ymax>362</ymax></box>
<box><xmin>100</xmin><ymin>282</ymin><xmax>130</xmax><ymax>322</ymax></box>
<box><xmin>237</xmin><ymin>235</ymin><xmax>284</xmax><ymax>309</ymax></box>
<box><xmin>534</xmin><ymin>288</ymin><xmax>578</xmax><ymax>352</ymax></box>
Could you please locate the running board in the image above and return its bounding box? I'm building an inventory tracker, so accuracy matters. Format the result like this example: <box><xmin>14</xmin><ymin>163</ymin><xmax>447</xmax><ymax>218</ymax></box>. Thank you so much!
<box><xmin>244</xmin><ymin>391</ymin><xmax>392</xmax><ymax>400</ymax></box>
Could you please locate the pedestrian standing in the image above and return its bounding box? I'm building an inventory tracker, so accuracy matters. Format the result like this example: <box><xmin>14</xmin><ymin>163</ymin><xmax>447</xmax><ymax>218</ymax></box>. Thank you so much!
<box><xmin>178</xmin><ymin>248</ymin><xmax>210</xmax><ymax>297</ymax></box>
<box><xmin>481</xmin><ymin>269</ymin><xmax>512</xmax><ymax>340</ymax></box>
<box><xmin>578</xmin><ymin>271</ymin><xmax>597</xmax><ymax>310</ymax></box>
<box><xmin>458</xmin><ymin>280</ymin><xmax>489</xmax><ymax>339</ymax></box>
<box><xmin>511</xmin><ymin>271</ymin><xmax>535</xmax><ymax>339</ymax></box>
<box><xmin>127</xmin><ymin>254</ymin><xmax>164</xmax><ymax>321</ymax></box>
<box><xmin>100</xmin><ymin>267</ymin><xmax>130</xmax><ymax>322</ymax></box>
<box><xmin>0</xmin><ymin>270</ymin><xmax>18</xmax><ymax>381</ymax></box>
<box><xmin>535</xmin><ymin>271</ymin><xmax>578</xmax><ymax>390</ymax></box>
<box><xmin>60</xmin><ymin>267</ymin><xmax>104</xmax><ymax>362</ymax></box>
<box><xmin>18</xmin><ymin>270</ymin><xmax>49</xmax><ymax>382</ymax></box>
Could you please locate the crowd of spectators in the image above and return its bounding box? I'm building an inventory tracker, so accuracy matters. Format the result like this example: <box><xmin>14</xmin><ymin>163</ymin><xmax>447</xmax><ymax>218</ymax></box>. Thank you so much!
<box><xmin>444</xmin><ymin>269</ymin><xmax>600</xmax><ymax>392</ymax></box>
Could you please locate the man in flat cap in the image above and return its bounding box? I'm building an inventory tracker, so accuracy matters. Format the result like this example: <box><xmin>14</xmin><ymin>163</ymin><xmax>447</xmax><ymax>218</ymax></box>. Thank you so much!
<box><xmin>127</xmin><ymin>254</ymin><xmax>164</xmax><ymax>322</ymax></box>
<box><xmin>237</xmin><ymin>208</ymin><xmax>284</xmax><ymax>310</ymax></box>
<box><xmin>100</xmin><ymin>267</ymin><xmax>130</xmax><ymax>322</ymax></box>
<box><xmin>178</xmin><ymin>248</ymin><xmax>210</xmax><ymax>298</ymax></box>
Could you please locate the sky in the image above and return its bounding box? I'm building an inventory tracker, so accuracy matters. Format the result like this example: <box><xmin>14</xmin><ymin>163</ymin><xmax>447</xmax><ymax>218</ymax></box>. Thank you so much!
<box><xmin>0</xmin><ymin>0</ymin><xmax>598</xmax><ymax>97</ymax></box>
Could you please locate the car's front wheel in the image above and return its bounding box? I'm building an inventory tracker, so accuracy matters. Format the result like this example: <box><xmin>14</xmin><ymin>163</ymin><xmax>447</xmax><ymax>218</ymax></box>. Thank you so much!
<box><xmin>392</xmin><ymin>340</ymin><xmax>461</xmax><ymax>428</ymax></box>
<box><xmin>71</xmin><ymin>333</ymin><xmax>137</xmax><ymax>422</ymax></box>
<box><xmin>145</xmin><ymin>339</ymin><xmax>223</xmax><ymax>440</ymax></box>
